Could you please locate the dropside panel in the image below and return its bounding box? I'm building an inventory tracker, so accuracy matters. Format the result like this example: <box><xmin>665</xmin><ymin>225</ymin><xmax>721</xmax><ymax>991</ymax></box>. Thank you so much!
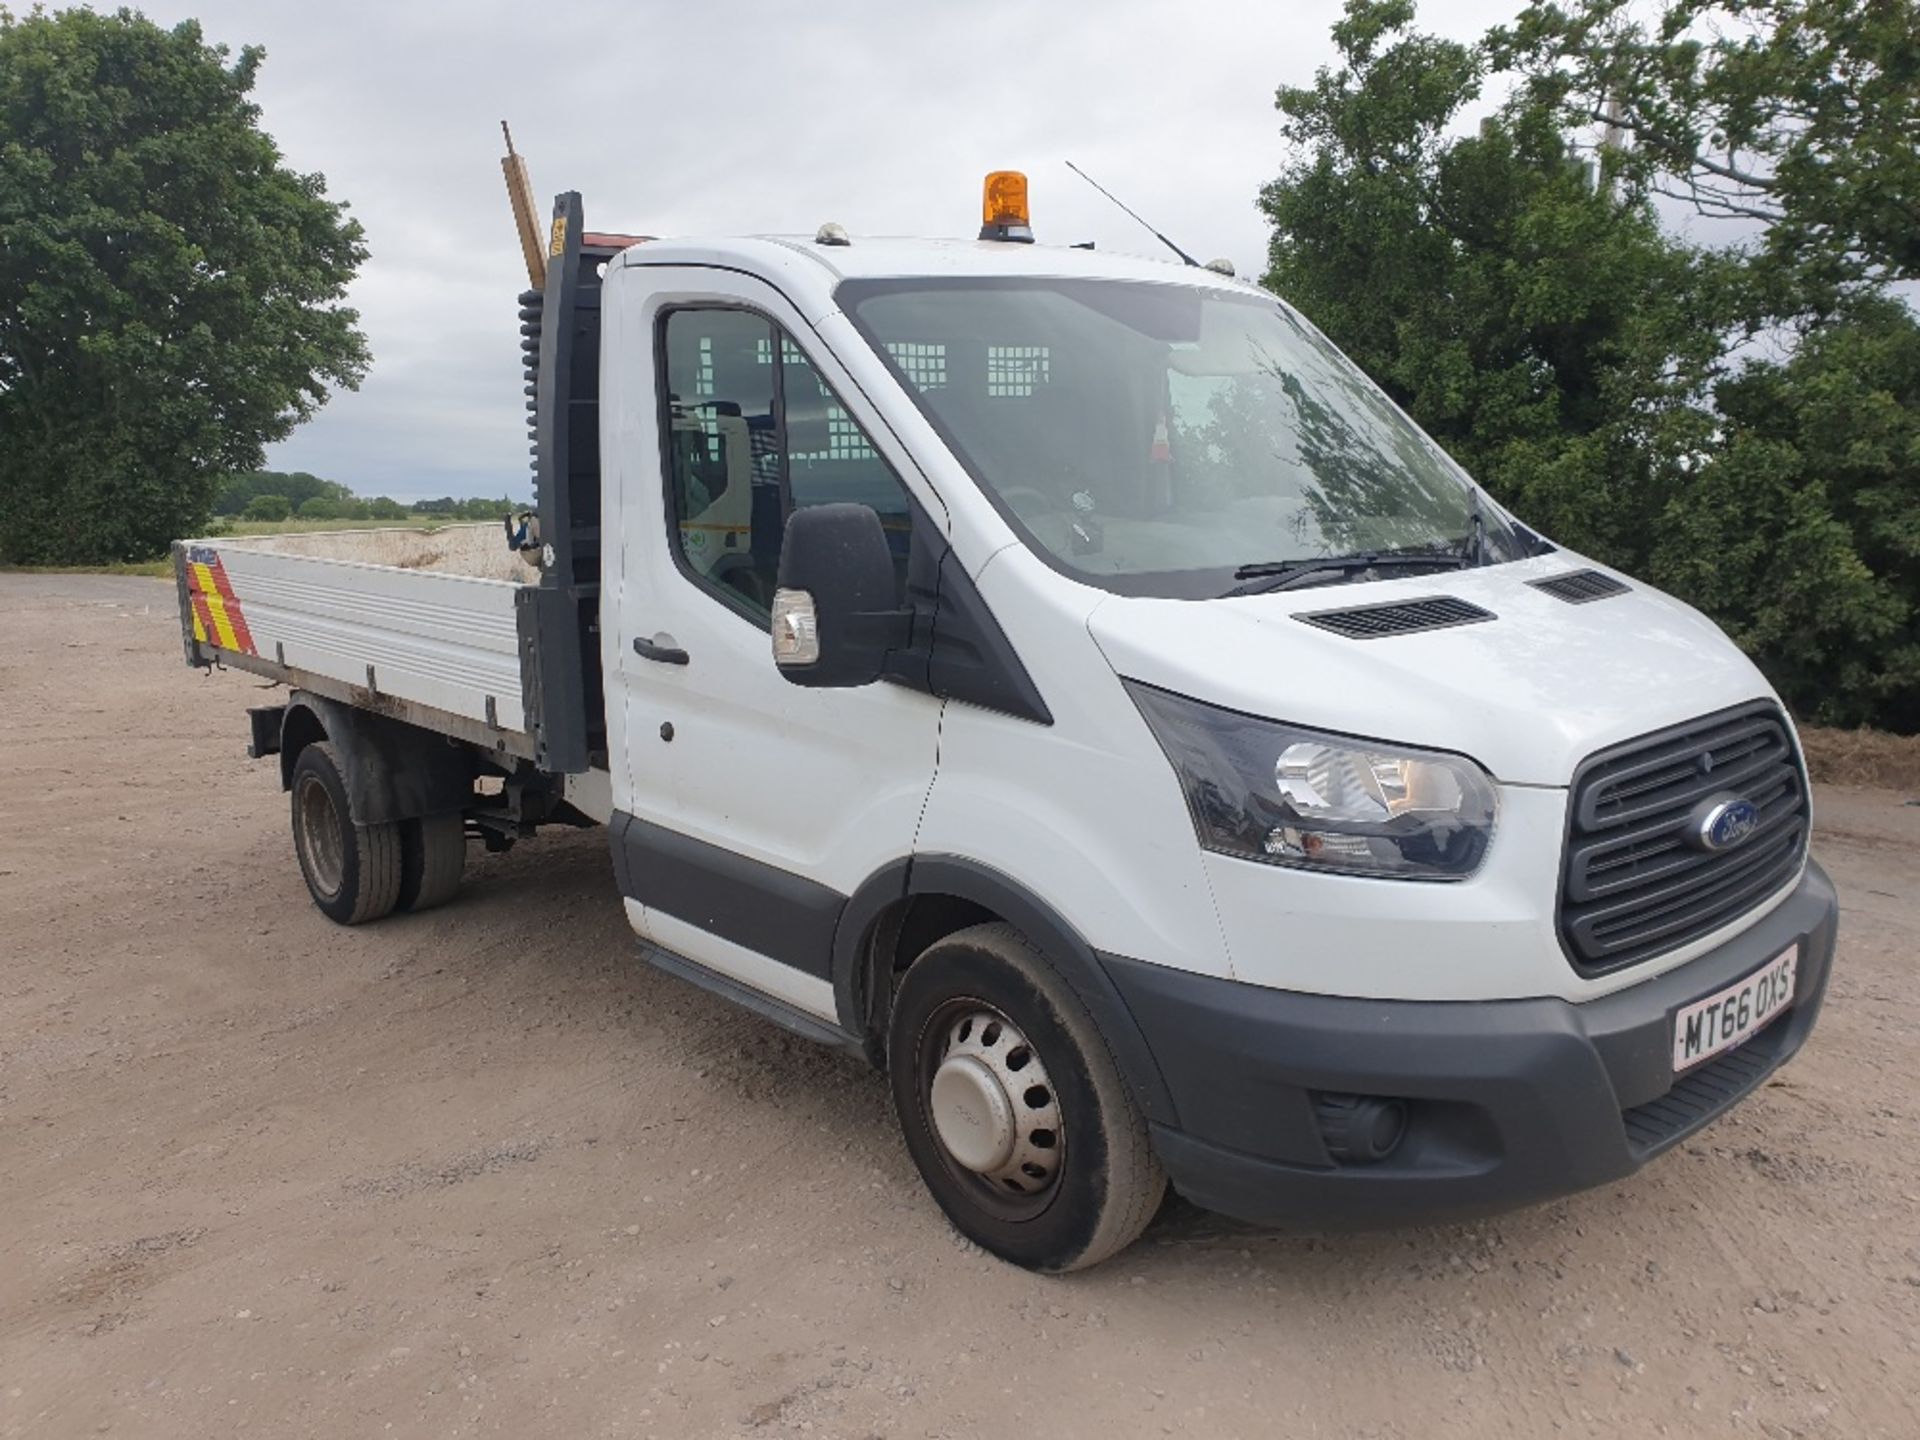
<box><xmin>176</xmin><ymin>539</ymin><xmax>527</xmax><ymax>734</ymax></box>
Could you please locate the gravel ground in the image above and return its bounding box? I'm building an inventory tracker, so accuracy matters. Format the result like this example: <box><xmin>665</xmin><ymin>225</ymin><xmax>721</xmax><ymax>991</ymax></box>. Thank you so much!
<box><xmin>2</xmin><ymin>572</ymin><xmax>1917</xmax><ymax>1440</ymax></box>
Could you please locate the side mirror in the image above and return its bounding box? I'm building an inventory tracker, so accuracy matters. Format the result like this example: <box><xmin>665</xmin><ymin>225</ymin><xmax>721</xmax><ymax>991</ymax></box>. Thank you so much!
<box><xmin>772</xmin><ymin>504</ymin><xmax>907</xmax><ymax>687</ymax></box>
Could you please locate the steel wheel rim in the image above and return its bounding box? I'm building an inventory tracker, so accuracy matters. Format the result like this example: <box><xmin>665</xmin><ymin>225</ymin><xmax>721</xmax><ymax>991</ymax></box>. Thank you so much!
<box><xmin>295</xmin><ymin>773</ymin><xmax>345</xmax><ymax>899</ymax></box>
<box><xmin>917</xmin><ymin>1000</ymin><xmax>1065</xmax><ymax>1221</ymax></box>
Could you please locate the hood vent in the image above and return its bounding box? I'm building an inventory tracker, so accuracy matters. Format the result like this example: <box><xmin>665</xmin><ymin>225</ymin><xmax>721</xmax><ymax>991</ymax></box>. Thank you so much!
<box><xmin>1294</xmin><ymin>595</ymin><xmax>1496</xmax><ymax>639</ymax></box>
<box><xmin>1530</xmin><ymin>569</ymin><xmax>1629</xmax><ymax>604</ymax></box>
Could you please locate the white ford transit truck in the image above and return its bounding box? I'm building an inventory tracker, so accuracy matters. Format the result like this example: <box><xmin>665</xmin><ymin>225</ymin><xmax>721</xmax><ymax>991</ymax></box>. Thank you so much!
<box><xmin>174</xmin><ymin>178</ymin><xmax>1839</xmax><ymax>1271</ymax></box>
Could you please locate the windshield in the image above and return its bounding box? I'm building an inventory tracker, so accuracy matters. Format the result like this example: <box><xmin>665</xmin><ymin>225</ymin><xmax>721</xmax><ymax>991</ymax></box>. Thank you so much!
<box><xmin>839</xmin><ymin>277</ymin><xmax>1520</xmax><ymax>599</ymax></box>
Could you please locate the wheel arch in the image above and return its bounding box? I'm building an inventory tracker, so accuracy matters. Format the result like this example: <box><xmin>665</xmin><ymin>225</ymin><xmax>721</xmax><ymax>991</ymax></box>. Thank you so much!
<box><xmin>831</xmin><ymin>854</ymin><xmax>1179</xmax><ymax>1129</ymax></box>
<box><xmin>277</xmin><ymin>691</ymin><xmax>475</xmax><ymax>825</ymax></box>
<box><xmin>278</xmin><ymin>700</ymin><xmax>329</xmax><ymax>792</ymax></box>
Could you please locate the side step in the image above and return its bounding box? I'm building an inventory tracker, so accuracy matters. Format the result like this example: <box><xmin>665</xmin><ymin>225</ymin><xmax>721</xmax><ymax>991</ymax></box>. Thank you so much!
<box><xmin>638</xmin><ymin>943</ymin><xmax>864</xmax><ymax>1055</ymax></box>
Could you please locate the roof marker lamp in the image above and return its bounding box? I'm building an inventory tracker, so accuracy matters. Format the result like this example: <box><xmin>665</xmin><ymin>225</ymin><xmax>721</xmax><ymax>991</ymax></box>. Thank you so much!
<box><xmin>1126</xmin><ymin>682</ymin><xmax>1496</xmax><ymax>881</ymax></box>
<box><xmin>980</xmin><ymin>171</ymin><xmax>1034</xmax><ymax>244</ymax></box>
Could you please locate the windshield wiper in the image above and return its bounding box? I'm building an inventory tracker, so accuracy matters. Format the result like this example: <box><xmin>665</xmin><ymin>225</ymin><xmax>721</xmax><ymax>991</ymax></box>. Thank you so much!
<box><xmin>1225</xmin><ymin>551</ymin><xmax>1467</xmax><ymax>598</ymax></box>
<box><xmin>1465</xmin><ymin>488</ymin><xmax>1488</xmax><ymax>567</ymax></box>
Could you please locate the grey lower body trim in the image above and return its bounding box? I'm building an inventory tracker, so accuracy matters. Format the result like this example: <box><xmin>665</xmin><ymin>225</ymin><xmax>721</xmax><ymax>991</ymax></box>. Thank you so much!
<box><xmin>611</xmin><ymin>811</ymin><xmax>846</xmax><ymax>981</ymax></box>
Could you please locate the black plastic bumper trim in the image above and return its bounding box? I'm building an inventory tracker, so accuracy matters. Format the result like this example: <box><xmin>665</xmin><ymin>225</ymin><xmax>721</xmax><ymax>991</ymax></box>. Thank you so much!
<box><xmin>1099</xmin><ymin>860</ymin><xmax>1838</xmax><ymax>1228</ymax></box>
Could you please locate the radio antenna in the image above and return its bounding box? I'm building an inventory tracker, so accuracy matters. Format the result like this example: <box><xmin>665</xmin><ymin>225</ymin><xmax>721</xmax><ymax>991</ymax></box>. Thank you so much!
<box><xmin>1063</xmin><ymin>160</ymin><xmax>1198</xmax><ymax>267</ymax></box>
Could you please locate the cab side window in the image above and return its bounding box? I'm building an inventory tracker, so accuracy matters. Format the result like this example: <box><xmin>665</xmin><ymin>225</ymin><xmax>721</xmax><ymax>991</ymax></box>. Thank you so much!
<box><xmin>661</xmin><ymin>309</ymin><xmax>914</xmax><ymax>622</ymax></box>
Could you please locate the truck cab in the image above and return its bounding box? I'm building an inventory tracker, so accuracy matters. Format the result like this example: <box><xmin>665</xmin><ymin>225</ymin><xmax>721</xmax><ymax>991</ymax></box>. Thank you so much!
<box><xmin>178</xmin><ymin>179</ymin><xmax>1839</xmax><ymax>1271</ymax></box>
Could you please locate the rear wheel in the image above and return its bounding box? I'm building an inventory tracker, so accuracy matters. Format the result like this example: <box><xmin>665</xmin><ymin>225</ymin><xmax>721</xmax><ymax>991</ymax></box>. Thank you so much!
<box><xmin>397</xmin><ymin>813</ymin><xmax>466</xmax><ymax>912</ymax></box>
<box><xmin>290</xmin><ymin>742</ymin><xmax>402</xmax><ymax>925</ymax></box>
<box><xmin>888</xmin><ymin>922</ymin><xmax>1165</xmax><ymax>1272</ymax></box>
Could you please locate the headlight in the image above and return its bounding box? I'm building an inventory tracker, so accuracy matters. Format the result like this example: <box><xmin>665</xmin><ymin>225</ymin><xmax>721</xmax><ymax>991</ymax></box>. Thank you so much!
<box><xmin>1125</xmin><ymin>681</ymin><xmax>1497</xmax><ymax>881</ymax></box>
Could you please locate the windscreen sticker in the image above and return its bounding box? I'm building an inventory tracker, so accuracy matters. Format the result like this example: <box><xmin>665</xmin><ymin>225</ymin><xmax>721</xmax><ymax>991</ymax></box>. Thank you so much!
<box><xmin>184</xmin><ymin>548</ymin><xmax>257</xmax><ymax>656</ymax></box>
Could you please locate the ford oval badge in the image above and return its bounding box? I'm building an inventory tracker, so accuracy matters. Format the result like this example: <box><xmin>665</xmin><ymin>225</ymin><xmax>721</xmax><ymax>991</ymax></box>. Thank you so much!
<box><xmin>1691</xmin><ymin>796</ymin><xmax>1761</xmax><ymax>852</ymax></box>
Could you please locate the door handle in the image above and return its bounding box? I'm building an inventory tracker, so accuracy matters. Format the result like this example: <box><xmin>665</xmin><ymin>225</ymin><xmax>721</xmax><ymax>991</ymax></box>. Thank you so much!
<box><xmin>632</xmin><ymin>635</ymin><xmax>690</xmax><ymax>665</ymax></box>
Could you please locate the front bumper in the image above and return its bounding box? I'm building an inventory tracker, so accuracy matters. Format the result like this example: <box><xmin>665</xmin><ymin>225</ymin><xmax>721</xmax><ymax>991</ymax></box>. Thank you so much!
<box><xmin>1102</xmin><ymin>860</ymin><xmax>1839</xmax><ymax>1228</ymax></box>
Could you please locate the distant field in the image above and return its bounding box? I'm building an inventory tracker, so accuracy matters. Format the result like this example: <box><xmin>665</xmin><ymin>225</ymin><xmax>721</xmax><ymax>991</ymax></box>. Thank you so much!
<box><xmin>1</xmin><ymin>559</ymin><xmax>174</xmax><ymax>578</ymax></box>
<box><xmin>1</xmin><ymin>518</ymin><xmax>501</xmax><ymax>579</ymax></box>
<box><xmin>219</xmin><ymin>516</ymin><xmax>497</xmax><ymax>537</ymax></box>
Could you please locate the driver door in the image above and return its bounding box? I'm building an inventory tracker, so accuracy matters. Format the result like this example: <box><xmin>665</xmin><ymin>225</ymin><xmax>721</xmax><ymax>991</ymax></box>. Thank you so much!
<box><xmin>603</xmin><ymin>268</ymin><xmax>944</xmax><ymax>1021</ymax></box>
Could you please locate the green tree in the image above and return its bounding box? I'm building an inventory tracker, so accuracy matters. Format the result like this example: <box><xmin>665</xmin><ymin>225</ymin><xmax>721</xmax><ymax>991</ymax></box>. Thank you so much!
<box><xmin>1259</xmin><ymin>0</ymin><xmax>1721</xmax><ymax>561</ymax></box>
<box><xmin>1490</xmin><ymin>0</ymin><xmax>1920</xmax><ymax>314</ymax></box>
<box><xmin>242</xmin><ymin>493</ymin><xmax>289</xmax><ymax>522</ymax></box>
<box><xmin>1262</xmin><ymin>0</ymin><xmax>1919</xmax><ymax>728</ymax></box>
<box><xmin>1653</xmin><ymin>299</ymin><xmax>1920</xmax><ymax>727</ymax></box>
<box><xmin>296</xmin><ymin>495</ymin><xmax>341</xmax><ymax>519</ymax></box>
<box><xmin>213</xmin><ymin>469</ymin><xmax>351</xmax><ymax>515</ymax></box>
<box><xmin>0</xmin><ymin>8</ymin><xmax>367</xmax><ymax>564</ymax></box>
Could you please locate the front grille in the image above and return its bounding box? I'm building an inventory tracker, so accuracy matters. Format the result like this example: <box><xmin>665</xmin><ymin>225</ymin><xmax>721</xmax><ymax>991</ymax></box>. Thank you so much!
<box><xmin>1559</xmin><ymin>702</ymin><xmax>1808</xmax><ymax>974</ymax></box>
<box><xmin>1293</xmin><ymin>595</ymin><xmax>1495</xmax><ymax>639</ymax></box>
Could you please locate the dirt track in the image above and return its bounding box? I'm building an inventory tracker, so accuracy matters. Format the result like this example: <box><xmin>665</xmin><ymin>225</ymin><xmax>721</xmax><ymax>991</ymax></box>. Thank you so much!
<box><xmin>2</xmin><ymin>572</ymin><xmax>1918</xmax><ymax>1440</ymax></box>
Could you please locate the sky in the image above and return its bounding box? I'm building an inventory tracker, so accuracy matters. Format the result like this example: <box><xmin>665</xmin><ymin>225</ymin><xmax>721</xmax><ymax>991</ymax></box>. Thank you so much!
<box><xmin>135</xmin><ymin>0</ymin><xmax>1527</xmax><ymax>501</ymax></box>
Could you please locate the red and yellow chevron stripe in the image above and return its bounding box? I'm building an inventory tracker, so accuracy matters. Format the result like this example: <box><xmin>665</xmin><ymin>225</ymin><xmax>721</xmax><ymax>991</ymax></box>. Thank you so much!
<box><xmin>184</xmin><ymin>547</ymin><xmax>258</xmax><ymax>657</ymax></box>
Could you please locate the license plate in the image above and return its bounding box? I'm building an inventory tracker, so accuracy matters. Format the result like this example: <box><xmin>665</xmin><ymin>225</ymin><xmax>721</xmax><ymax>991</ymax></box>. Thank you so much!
<box><xmin>1672</xmin><ymin>947</ymin><xmax>1798</xmax><ymax>1073</ymax></box>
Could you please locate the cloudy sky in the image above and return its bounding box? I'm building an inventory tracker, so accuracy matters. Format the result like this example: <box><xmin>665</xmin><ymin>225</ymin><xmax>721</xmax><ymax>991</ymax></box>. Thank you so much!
<box><xmin>138</xmin><ymin>0</ymin><xmax>1524</xmax><ymax>501</ymax></box>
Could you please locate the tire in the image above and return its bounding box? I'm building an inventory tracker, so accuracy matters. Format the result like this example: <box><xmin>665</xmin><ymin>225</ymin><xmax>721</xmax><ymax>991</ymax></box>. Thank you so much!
<box><xmin>397</xmin><ymin>813</ymin><xmax>466</xmax><ymax>913</ymax></box>
<box><xmin>289</xmin><ymin>741</ymin><xmax>402</xmax><ymax>925</ymax></box>
<box><xmin>888</xmin><ymin>922</ymin><xmax>1166</xmax><ymax>1272</ymax></box>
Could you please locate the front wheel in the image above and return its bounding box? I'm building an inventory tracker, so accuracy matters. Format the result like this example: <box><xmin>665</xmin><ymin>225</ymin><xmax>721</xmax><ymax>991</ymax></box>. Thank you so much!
<box><xmin>888</xmin><ymin>922</ymin><xmax>1166</xmax><ymax>1272</ymax></box>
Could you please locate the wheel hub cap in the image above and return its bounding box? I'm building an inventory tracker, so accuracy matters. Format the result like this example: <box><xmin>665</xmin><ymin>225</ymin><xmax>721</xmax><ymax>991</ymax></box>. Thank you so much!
<box><xmin>296</xmin><ymin>774</ymin><xmax>345</xmax><ymax>899</ymax></box>
<box><xmin>925</xmin><ymin>1008</ymin><xmax>1064</xmax><ymax>1198</ymax></box>
<box><xmin>930</xmin><ymin>1055</ymin><xmax>1015</xmax><ymax>1173</ymax></box>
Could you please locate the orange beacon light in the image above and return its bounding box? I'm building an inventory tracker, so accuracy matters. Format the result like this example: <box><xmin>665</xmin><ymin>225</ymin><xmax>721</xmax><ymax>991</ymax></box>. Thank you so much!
<box><xmin>979</xmin><ymin>171</ymin><xmax>1034</xmax><ymax>243</ymax></box>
